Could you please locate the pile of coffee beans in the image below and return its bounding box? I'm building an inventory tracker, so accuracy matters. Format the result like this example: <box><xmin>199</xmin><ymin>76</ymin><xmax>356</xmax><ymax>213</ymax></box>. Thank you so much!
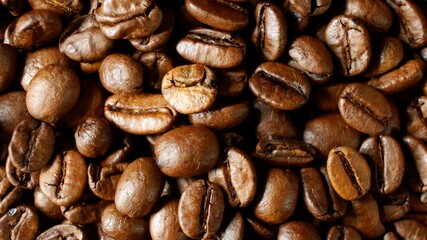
<box><xmin>2</xmin><ymin>0</ymin><xmax>427</xmax><ymax>239</ymax></box>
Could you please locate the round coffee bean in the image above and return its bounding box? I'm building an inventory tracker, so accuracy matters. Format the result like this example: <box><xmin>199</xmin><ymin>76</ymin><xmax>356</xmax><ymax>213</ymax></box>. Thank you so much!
<box><xmin>101</xmin><ymin>204</ymin><xmax>149</xmax><ymax>239</ymax></box>
<box><xmin>327</xmin><ymin>146</ymin><xmax>371</xmax><ymax>201</ymax></box>
<box><xmin>149</xmin><ymin>197</ymin><xmax>188</xmax><ymax>240</ymax></box>
<box><xmin>278</xmin><ymin>221</ymin><xmax>321</xmax><ymax>240</ymax></box>
<box><xmin>344</xmin><ymin>0</ymin><xmax>392</xmax><ymax>32</ymax></box>
<box><xmin>33</xmin><ymin>186</ymin><xmax>63</xmax><ymax>221</ymax></box>
<box><xmin>75</xmin><ymin>116</ymin><xmax>112</xmax><ymax>158</ymax></box>
<box><xmin>0</xmin><ymin>91</ymin><xmax>31</xmax><ymax>139</ymax></box>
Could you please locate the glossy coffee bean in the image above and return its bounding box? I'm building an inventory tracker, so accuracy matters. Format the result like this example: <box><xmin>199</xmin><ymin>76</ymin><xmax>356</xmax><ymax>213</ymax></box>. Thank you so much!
<box><xmin>105</xmin><ymin>93</ymin><xmax>178</xmax><ymax>135</ymax></box>
<box><xmin>392</xmin><ymin>219</ymin><xmax>427</xmax><ymax>239</ymax></box>
<box><xmin>339</xmin><ymin>82</ymin><xmax>391</xmax><ymax>135</ymax></box>
<box><xmin>28</xmin><ymin>0</ymin><xmax>83</xmax><ymax>16</ymax></box>
<box><xmin>407</xmin><ymin>96</ymin><xmax>427</xmax><ymax>140</ymax></box>
<box><xmin>115</xmin><ymin>157</ymin><xmax>164</xmax><ymax>218</ymax></box>
<box><xmin>215</xmin><ymin>67</ymin><xmax>248</xmax><ymax>97</ymax></box>
<box><xmin>343</xmin><ymin>0</ymin><xmax>392</xmax><ymax>32</ymax></box>
<box><xmin>327</xmin><ymin>146</ymin><xmax>371</xmax><ymax>201</ymax></box>
<box><xmin>208</xmin><ymin>147</ymin><xmax>257</xmax><ymax>208</ymax></box>
<box><xmin>0</xmin><ymin>205</ymin><xmax>39</xmax><ymax>240</ymax></box>
<box><xmin>245</xmin><ymin>215</ymin><xmax>278</xmax><ymax>239</ymax></box>
<box><xmin>249</xmin><ymin>62</ymin><xmax>311</xmax><ymax>110</ymax></box>
<box><xmin>277</xmin><ymin>221</ymin><xmax>321</xmax><ymax>240</ymax></box>
<box><xmin>101</xmin><ymin>204</ymin><xmax>149</xmax><ymax>239</ymax></box>
<box><xmin>377</xmin><ymin>187</ymin><xmax>410</xmax><ymax>222</ymax></box>
<box><xmin>326</xmin><ymin>226</ymin><xmax>362</xmax><ymax>240</ymax></box>
<box><xmin>209</xmin><ymin>210</ymin><xmax>245</xmax><ymax>240</ymax></box>
<box><xmin>37</xmin><ymin>223</ymin><xmax>89</xmax><ymax>240</ymax></box>
<box><xmin>311</xmin><ymin>82</ymin><xmax>348</xmax><ymax>111</ymax></box>
<box><xmin>61</xmin><ymin>197</ymin><xmax>110</xmax><ymax>225</ymax></box>
<box><xmin>0</xmin><ymin>167</ymin><xmax>23</xmax><ymax>215</ymax></box>
<box><xmin>176</xmin><ymin>28</ymin><xmax>246</xmax><ymax>69</ymax></box>
<box><xmin>402</xmin><ymin>135</ymin><xmax>427</xmax><ymax>193</ymax></box>
<box><xmin>33</xmin><ymin>186</ymin><xmax>63</xmax><ymax>221</ymax></box>
<box><xmin>178</xmin><ymin>180</ymin><xmax>225</xmax><ymax>239</ymax></box>
<box><xmin>6</xmin><ymin>156</ymin><xmax>40</xmax><ymax>189</ymax></box>
<box><xmin>149</xmin><ymin>197</ymin><xmax>188</xmax><ymax>240</ymax></box>
<box><xmin>88</xmin><ymin>162</ymin><xmax>129</xmax><ymax>201</ymax></box>
<box><xmin>0</xmin><ymin>91</ymin><xmax>31</xmax><ymax>139</ymax></box>
<box><xmin>133</xmin><ymin>51</ymin><xmax>174</xmax><ymax>91</ymax></box>
<box><xmin>155</xmin><ymin>125</ymin><xmax>220</xmax><ymax>178</ymax></box>
<box><xmin>75</xmin><ymin>116</ymin><xmax>112</xmax><ymax>158</ymax></box>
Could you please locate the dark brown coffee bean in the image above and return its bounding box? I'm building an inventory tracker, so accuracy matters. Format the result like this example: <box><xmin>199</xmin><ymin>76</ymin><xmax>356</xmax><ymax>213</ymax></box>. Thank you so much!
<box><xmin>185</xmin><ymin>0</ymin><xmax>248</xmax><ymax>31</ymax></box>
<box><xmin>339</xmin><ymin>82</ymin><xmax>392</xmax><ymax>135</ymax></box>
<box><xmin>327</xmin><ymin>146</ymin><xmax>371</xmax><ymax>201</ymax></box>
<box><xmin>178</xmin><ymin>179</ymin><xmax>225</xmax><ymax>239</ymax></box>
<box><xmin>256</xmin><ymin>137</ymin><xmax>316</xmax><ymax>167</ymax></box>
<box><xmin>311</xmin><ymin>82</ymin><xmax>348</xmax><ymax>111</ymax></box>
<box><xmin>28</xmin><ymin>0</ymin><xmax>83</xmax><ymax>16</ymax></box>
<box><xmin>363</xmin><ymin>36</ymin><xmax>404</xmax><ymax>77</ymax></box>
<box><xmin>245</xmin><ymin>215</ymin><xmax>278</xmax><ymax>239</ymax></box>
<box><xmin>99</xmin><ymin>53</ymin><xmax>144</xmax><ymax>95</ymax></box>
<box><xmin>252</xmin><ymin>2</ymin><xmax>287</xmax><ymax>61</ymax></box>
<box><xmin>115</xmin><ymin>157</ymin><xmax>164</xmax><ymax>218</ymax></box>
<box><xmin>8</xmin><ymin>118</ymin><xmax>55</xmax><ymax>173</ymax></box>
<box><xmin>215</xmin><ymin>67</ymin><xmax>248</xmax><ymax>97</ymax></box>
<box><xmin>94</xmin><ymin>0</ymin><xmax>163</xmax><ymax>39</ymax></box>
<box><xmin>37</xmin><ymin>223</ymin><xmax>89</xmax><ymax>240</ymax></box>
<box><xmin>344</xmin><ymin>0</ymin><xmax>393</xmax><ymax>32</ymax></box>
<box><xmin>208</xmin><ymin>147</ymin><xmax>257</xmax><ymax>208</ymax></box>
<box><xmin>188</xmin><ymin>101</ymin><xmax>250</xmax><ymax>131</ymax></box>
<box><xmin>325</xmin><ymin>15</ymin><xmax>371</xmax><ymax>76</ymax></box>
<box><xmin>208</xmin><ymin>210</ymin><xmax>244</xmax><ymax>240</ymax></box>
<box><xmin>162</xmin><ymin>64</ymin><xmax>217</xmax><ymax>114</ymax></box>
<box><xmin>277</xmin><ymin>221</ymin><xmax>321</xmax><ymax>240</ymax></box>
<box><xmin>288</xmin><ymin>35</ymin><xmax>333</xmax><ymax>83</ymax></box>
<box><xmin>283</xmin><ymin>0</ymin><xmax>331</xmax><ymax>17</ymax></box>
<box><xmin>33</xmin><ymin>186</ymin><xmax>63</xmax><ymax>221</ymax></box>
<box><xmin>149</xmin><ymin>197</ymin><xmax>188</xmax><ymax>240</ymax></box>
<box><xmin>6</xmin><ymin>156</ymin><xmax>39</xmax><ymax>189</ymax></box>
<box><xmin>359</xmin><ymin>135</ymin><xmax>405</xmax><ymax>194</ymax></box>
<box><xmin>377</xmin><ymin>186</ymin><xmax>410</xmax><ymax>222</ymax></box>
<box><xmin>59</xmin><ymin>14</ymin><xmax>113</xmax><ymax>62</ymax></box>
<box><xmin>386</xmin><ymin>0</ymin><xmax>427</xmax><ymax>49</ymax></box>
<box><xmin>61</xmin><ymin>197</ymin><xmax>110</xmax><ymax>225</ymax></box>
<box><xmin>155</xmin><ymin>125</ymin><xmax>220</xmax><ymax>177</ymax></box>
<box><xmin>0</xmin><ymin>205</ymin><xmax>39</xmax><ymax>240</ymax></box>
<box><xmin>105</xmin><ymin>93</ymin><xmax>178</xmax><ymax>135</ymax></box>
<box><xmin>301</xmin><ymin>167</ymin><xmax>347</xmax><ymax>221</ymax></box>
<box><xmin>407</xmin><ymin>96</ymin><xmax>427</xmax><ymax>140</ymax></box>
<box><xmin>88</xmin><ymin>163</ymin><xmax>128</xmax><ymax>201</ymax></box>
<box><xmin>0</xmin><ymin>167</ymin><xmax>23</xmax><ymax>215</ymax></box>
<box><xmin>39</xmin><ymin>150</ymin><xmax>87</xmax><ymax>206</ymax></box>
<box><xmin>402</xmin><ymin>135</ymin><xmax>427</xmax><ymax>193</ymax></box>
<box><xmin>0</xmin><ymin>91</ymin><xmax>31</xmax><ymax>139</ymax></box>
<box><xmin>133</xmin><ymin>51</ymin><xmax>175</xmax><ymax>91</ymax></box>
<box><xmin>0</xmin><ymin>43</ymin><xmax>17</xmax><ymax>92</ymax></box>
<box><xmin>254</xmin><ymin>99</ymin><xmax>299</xmax><ymax>140</ymax></box>
<box><xmin>5</xmin><ymin>9</ymin><xmax>62</xmax><ymax>50</ymax></box>
<box><xmin>176</xmin><ymin>28</ymin><xmax>246</xmax><ymax>69</ymax></box>
<box><xmin>20</xmin><ymin>46</ymin><xmax>73</xmax><ymax>91</ymax></box>
<box><xmin>101</xmin><ymin>203</ymin><xmax>149</xmax><ymax>239</ymax></box>
<box><xmin>343</xmin><ymin>193</ymin><xmax>385</xmax><ymax>238</ymax></box>
<box><xmin>392</xmin><ymin>219</ymin><xmax>427</xmax><ymax>239</ymax></box>
<box><xmin>249</xmin><ymin>62</ymin><xmax>311</xmax><ymax>110</ymax></box>
<box><xmin>368</xmin><ymin>59</ymin><xmax>425</xmax><ymax>95</ymax></box>
<box><xmin>385</xmin><ymin>98</ymin><xmax>401</xmax><ymax>135</ymax></box>
<box><xmin>253</xmin><ymin>168</ymin><xmax>299</xmax><ymax>224</ymax></box>
<box><xmin>26</xmin><ymin>65</ymin><xmax>80</xmax><ymax>124</ymax></box>
<box><xmin>75</xmin><ymin>116</ymin><xmax>112</xmax><ymax>158</ymax></box>
<box><xmin>326</xmin><ymin>226</ymin><xmax>362</xmax><ymax>240</ymax></box>
<box><xmin>303</xmin><ymin>113</ymin><xmax>362</xmax><ymax>159</ymax></box>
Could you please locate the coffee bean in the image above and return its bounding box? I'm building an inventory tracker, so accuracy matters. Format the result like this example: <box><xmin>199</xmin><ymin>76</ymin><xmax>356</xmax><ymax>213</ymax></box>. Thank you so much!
<box><xmin>0</xmin><ymin>205</ymin><xmax>39</xmax><ymax>240</ymax></box>
<box><xmin>61</xmin><ymin>197</ymin><xmax>110</xmax><ymax>225</ymax></box>
<box><xmin>326</xmin><ymin>226</ymin><xmax>362</xmax><ymax>240</ymax></box>
<box><xmin>377</xmin><ymin>186</ymin><xmax>410</xmax><ymax>222</ymax></box>
<box><xmin>28</xmin><ymin>0</ymin><xmax>83</xmax><ymax>16</ymax></box>
<box><xmin>249</xmin><ymin>62</ymin><xmax>311</xmax><ymax>110</ymax></box>
<box><xmin>33</xmin><ymin>186</ymin><xmax>63</xmax><ymax>221</ymax></box>
<box><xmin>344</xmin><ymin>0</ymin><xmax>393</xmax><ymax>32</ymax></box>
<box><xmin>311</xmin><ymin>82</ymin><xmax>349</xmax><ymax>111</ymax></box>
<box><xmin>245</xmin><ymin>215</ymin><xmax>278</xmax><ymax>239</ymax></box>
<box><xmin>6</xmin><ymin>156</ymin><xmax>40</xmax><ymax>189</ymax></box>
<box><xmin>210</xmin><ymin>210</ymin><xmax>245</xmax><ymax>240</ymax></box>
<box><xmin>88</xmin><ymin>162</ymin><xmax>129</xmax><ymax>201</ymax></box>
<box><xmin>0</xmin><ymin>43</ymin><xmax>17</xmax><ymax>92</ymax></box>
<box><xmin>0</xmin><ymin>91</ymin><xmax>31</xmax><ymax>139</ymax></box>
<box><xmin>327</xmin><ymin>146</ymin><xmax>371</xmax><ymax>201</ymax></box>
<box><xmin>75</xmin><ymin>116</ymin><xmax>112</xmax><ymax>158</ymax></box>
<box><xmin>149</xmin><ymin>197</ymin><xmax>188</xmax><ymax>240</ymax></box>
<box><xmin>407</xmin><ymin>96</ymin><xmax>427</xmax><ymax>140</ymax></box>
<box><xmin>0</xmin><ymin>167</ymin><xmax>23</xmax><ymax>215</ymax></box>
<box><xmin>277</xmin><ymin>221</ymin><xmax>321</xmax><ymax>240</ymax></box>
<box><xmin>37</xmin><ymin>223</ymin><xmax>89</xmax><ymax>240</ymax></box>
<box><xmin>402</xmin><ymin>135</ymin><xmax>427</xmax><ymax>193</ymax></box>
<box><xmin>392</xmin><ymin>219</ymin><xmax>427</xmax><ymax>239</ymax></box>
<box><xmin>214</xmin><ymin>67</ymin><xmax>248</xmax><ymax>97</ymax></box>
<box><xmin>133</xmin><ymin>51</ymin><xmax>175</xmax><ymax>91</ymax></box>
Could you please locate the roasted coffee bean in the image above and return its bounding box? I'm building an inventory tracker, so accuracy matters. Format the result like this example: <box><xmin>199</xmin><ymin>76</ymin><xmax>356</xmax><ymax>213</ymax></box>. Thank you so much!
<box><xmin>253</xmin><ymin>168</ymin><xmax>299</xmax><ymax>224</ymax></box>
<box><xmin>105</xmin><ymin>93</ymin><xmax>178</xmax><ymax>135</ymax></box>
<box><xmin>133</xmin><ymin>51</ymin><xmax>174</xmax><ymax>91</ymax></box>
<box><xmin>303</xmin><ymin>113</ymin><xmax>362</xmax><ymax>159</ymax></box>
<box><xmin>359</xmin><ymin>135</ymin><xmax>405</xmax><ymax>194</ymax></box>
<box><xmin>155</xmin><ymin>125</ymin><xmax>220</xmax><ymax>177</ymax></box>
<box><xmin>5</xmin><ymin>9</ymin><xmax>62</xmax><ymax>50</ymax></box>
<box><xmin>339</xmin><ymin>82</ymin><xmax>392</xmax><ymax>135</ymax></box>
<box><xmin>88</xmin><ymin>163</ymin><xmax>129</xmax><ymax>201</ymax></box>
<box><xmin>1</xmin><ymin>0</ymin><xmax>24</xmax><ymax>16</ymax></box>
<box><xmin>101</xmin><ymin>203</ymin><xmax>149</xmax><ymax>239</ymax></box>
<box><xmin>377</xmin><ymin>186</ymin><xmax>410</xmax><ymax>222</ymax></box>
<box><xmin>363</xmin><ymin>36</ymin><xmax>404</xmax><ymax>77</ymax></box>
<box><xmin>277</xmin><ymin>221</ymin><xmax>321</xmax><ymax>240</ymax></box>
<box><xmin>407</xmin><ymin>96</ymin><xmax>427</xmax><ymax>140</ymax></box>
<box><xmin>288</xmin><ymin>35</ymin><xmax>333</xmax><ymax>83</ymax></box>
<box><xmin>100</xmin><ymin>135</ymin><xmax>133</xmax><ymax>166</ymax></box>
<box><xmin>61</xmin><ymin>197</ymin><xmax>110</xmax><ymax>225</ymax></box>
<box><xmin>0</xmin><ymin>91</ymin><xmax>31</xmax><ymax>139</ymax></box>
<box><xmin>311</xmin><ymin>82</ymin><xmax>348</xmax><ymax>111</ymax></box>
<box><xmin>215</xmin><ymin>67</ymin><xmax>247</xmax><ymax>97</ymax></box>
<box><xmin>8</xmin><ymin>118</ymin><xmax>54</xmax><ymax>174</ymax></box>
<box><xmin>185</xmin><ymin>0</ymin><xmax>248</xmax><ymax>31</ymax></box>
<box><xmin>188</xmin><ymin>101</ymin><xmax>250</xmax><ymax>131</ymax></box>
<box><xmin>327</xmin><ymin>146</ymin><xmax>371</xmax><ymax>201</ymax></box>
<box><xmin>402</xmin><ymin>135</ymin><xmax>427</xmax><ymax>193</ymax></box>
<box><xmin>385</xmin><ymin>98</ymin><xmax>401</xmax><ymax>135</ymax></box>
<box><xmin>245</xmin><ymin>215</ymin><xmax>278</xmax><ymax>239</ymax></box>
<box><xmin>283</xmin><ymin>0</ymin><xmax>331</xmax><ymax>17</ymax></box>
<box><xmin>252</xmin><ymin>2</ymin><xmax>287</xmax><ymax>61</ymax></box>
<box><xmin>6</xmin><ymin>156</ymin><xmax>39</xmax><ymax>189</ymax></box>
<box><xmin>301</xmin><ymin>167</ymin><xmax>347</xmax><ymax>221</ymax></box>
<box><xmin>79</xmin><ymin>60</ymin><xmax>102</xmax><ymax>74</ymax></box>
<box><xmin>99</xmin><ymin>53</ymin><xmax>144</xmax><ymax>95</ymax></box>
<box><xmin>28</xmin><ymin>0</ymin><xmax>83</xmax><ymax>16</ymax></box>
<box><xmin>344</xmin><ymin>0</ymin><xmax>393</xmax><ymax>32</ymax></box>
<box><xmin>94</xmin><ymin>0</ymin><xmax>163</xmax><ymax>40</ymax></box>
<box><xmin>178</xmin><ymin>179</ymin><xmax>225</xmax><ymax>239</ymax></box>
<box><xmin>162</xmin><ymin>63</ymin><xmax>217</xmax><ymax>114</ymax></box>
<box><xmin>176</xmin><ymin>28</ymin><xmax>246</xmax><ymax>69</ymax></box>
<box><xmin>256</xmin><ymin>137</ymin><xmax>315</xmax><ymax>167</ymax></box>
<box><xmin>391</xmin><ymin>219</ymin><xmax>427</xmax><ymax>239</ymax></box>
<box><xmin>326</xmin><ymin>226</ymin><xmax>362</xmax><ymax>240</ymax></box>
<box><xmin>0</xmin><ymin>205</ymin><xmax>39</xmax><ymax>240</ymax></box>
<box><xmin>59</xmin><ymin>14</ymin><xmax>114</xmax><ymax>62</ymax></box>
<box><xmin>386</xmin><ymin>0</ymin><xmax>427</xmax><ymax>49</ymax></box>
<box><xmin>208</xmin><ymin>147</ymin><xmax>257</xmax><ymax>208</ymax></box>
<box><xmin>39</xmin><ymin>150</ymin><xmax>87</xmax><ymax>206</ymax></box>
<box><xmin>343</xmin><ymin>193</ymin><xmax>385</xmax><ymax>238</ymax></box>
<box><xmin>254</xmin><ymin>99</ymin><xmax>299</xmax><ymax>140</ymax></box>
<box><xmin>249</xmin><ymin>62</ymin><xmax>311</xmax><ymax>110</ymax></box>
<box><xmin>208</xmin><ymin>210</ymin><xmax>244</xmax><ymax>240</ymax></box>
<box><xmin>37</xmin><ymin>223</ymin><xmax>89</xmax><ymax>240</ymax></box>
<box><xmin>0</xmin><ymin>43</ymin><xmax>17</xmax><ymax>92</ymax></box>
<box><xmin>115</xmin><ymin>157</ymin><xmax>164</xmax><ymax>218</ymax></box>
<box><xmin>26</xmin><ymin>65</ymin><xmax>80</xmax><ymax>124</ymax></box>
<box><xmin>75</xmin><ymin>116</ymin><xmax>112</xmax><ymax>158</ymax></box>
<box><xmin>33</xmin><ymin>186</ymin><xmax>63</xmax><ymax>221</ymax></box>
<box><xmin>0</xmin><ymin>167</ymin><xmax>23</xmax><ymax>215</ymax></box>
<box><xmin>149</xmin><ymin>197</ymin><xmax>188</xmax><ymax>240</ymax></box>
<box><xmin>325</xmin><ymin>15</ymin><xmax>371</xmax><ymax>76</ymax></box>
